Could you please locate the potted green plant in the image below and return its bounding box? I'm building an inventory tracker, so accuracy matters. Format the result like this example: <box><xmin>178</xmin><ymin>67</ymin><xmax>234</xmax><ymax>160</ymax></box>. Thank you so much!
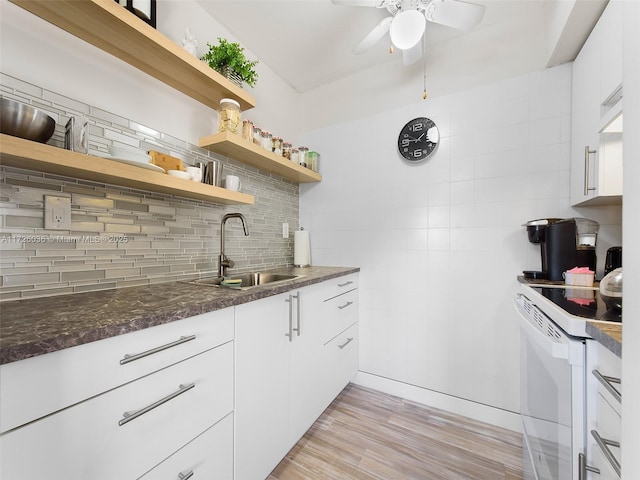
<box><xmin>201</xmin><ymin>37</ymin><xmax>259</xmax><ymax>88</ymax></box>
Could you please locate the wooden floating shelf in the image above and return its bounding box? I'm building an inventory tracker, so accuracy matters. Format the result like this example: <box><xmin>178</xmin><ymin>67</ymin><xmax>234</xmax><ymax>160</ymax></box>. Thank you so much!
<box><xmin>199</xmin><ymin>131</ymin><xmax>322</xmax><ymax>184</ymax></box>
<box><xmin>9</xmin><ymin>0</ymin><xmax>256</xmax><ymax>111</ymax></box>
<box><xmin>0</xmin><ymin>134</ymin><xmax>255</xmax><ymax>205</ymax></box>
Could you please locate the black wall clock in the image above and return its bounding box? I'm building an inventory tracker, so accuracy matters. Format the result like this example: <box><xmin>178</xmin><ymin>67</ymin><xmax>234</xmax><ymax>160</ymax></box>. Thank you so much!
<box><xmin>397</xmin><ymin>117</ymin><xmax>439</xmax><ymax>162</ymax></box>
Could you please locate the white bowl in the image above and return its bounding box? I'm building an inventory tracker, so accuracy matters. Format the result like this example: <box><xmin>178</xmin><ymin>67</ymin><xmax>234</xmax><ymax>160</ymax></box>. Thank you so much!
<box><xmin>109</xmin><ymin>146</ymin><xmax>150</xmax><ymax>163</ymax></box>
<box><xmin>167</xmin><ymin>169</ymin><xmax>190</xmax><ymax>179</ymax></box>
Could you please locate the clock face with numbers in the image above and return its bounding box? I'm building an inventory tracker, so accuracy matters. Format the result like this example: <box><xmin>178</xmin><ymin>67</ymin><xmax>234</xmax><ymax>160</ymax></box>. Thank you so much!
<box><xmin>397</xmin><ymin>117</ymin><xmax>439</xmax><ymax>162</ymax></box>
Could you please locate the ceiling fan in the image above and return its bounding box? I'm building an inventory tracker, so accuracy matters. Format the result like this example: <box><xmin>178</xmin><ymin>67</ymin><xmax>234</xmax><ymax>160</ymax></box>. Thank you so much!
<box><xmin>332</xmin><ymin>0</ymin><xmax>486</xmax><ymax>65</ymax></box>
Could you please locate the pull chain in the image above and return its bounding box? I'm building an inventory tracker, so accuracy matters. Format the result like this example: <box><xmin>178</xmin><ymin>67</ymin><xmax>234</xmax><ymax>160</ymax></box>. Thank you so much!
<box><xmin>422</xmin><ymin>33</ymin><xmax>427</xmax><ymax>100</ymax></box>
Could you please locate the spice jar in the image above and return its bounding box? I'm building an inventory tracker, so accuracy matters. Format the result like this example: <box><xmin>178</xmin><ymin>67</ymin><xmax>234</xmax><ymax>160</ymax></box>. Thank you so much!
<box><xmin>307</xmin><ymin>151</ymin><xmax>319</xmax><ymax>172</ymax></box>
<box><xmin>272</xmin><ymin>137</ymin><xmax>282</xmax><ymax>155</ymax></box>
<box><xmin>252</xmin><ymin>126</ymin><xmax>262</xmax><ymax>145</ymax></box>
<box><xmin>282</xmin><ymin>142</ymin><xmax>292</xmax><ymax>160</ymax></box>
<box><xmin>298</xmin><ymin>146</ymin><xmax>309</xmax><ymax>167</ymax></box>
<box><xmin>260</xmin><ymin>130</ymin><xmax>272</xmax><ymax>150</ymax></box>
<box><xmin>242</xmin><ymin>119</ymin><xmax>254</xmax><ymax>142</ymax></box>
<box><xmin>290</xmin><ymin>148</ymin><xmax>299</xmax><ymax>164</ymax></box>
<box><xmin>217</xmin><ymin>98</ymin><xmax>241</xmax><ymax>134</ymax></box>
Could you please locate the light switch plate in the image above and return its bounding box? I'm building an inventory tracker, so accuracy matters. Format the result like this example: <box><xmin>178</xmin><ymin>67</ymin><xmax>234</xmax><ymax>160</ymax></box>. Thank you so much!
<box><xmin>44</xmin><ymin>195</ymin><xmax>72</xmax><ymax>230</ymax></box>
<box><xmin>283</xmin><ymin>222</ymin><xmax>289</xmax><ymax>238</ymax></box>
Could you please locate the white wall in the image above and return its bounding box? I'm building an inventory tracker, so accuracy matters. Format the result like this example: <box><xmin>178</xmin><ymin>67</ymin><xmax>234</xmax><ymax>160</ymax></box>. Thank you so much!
<box><xmin>299</xmin><ymin>63</ymin><xmax>622</xmax><ymax>418</ymax></box>
<box><xmin>0</xmin><ymin>0</ymin><xmax>301</xmax><ymax>146</ymax></box>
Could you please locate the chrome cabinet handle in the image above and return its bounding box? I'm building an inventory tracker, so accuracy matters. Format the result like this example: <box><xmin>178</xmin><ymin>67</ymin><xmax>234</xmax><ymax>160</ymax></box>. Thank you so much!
<box><xmin>592</xmin><ymin>369</ymin><xmax>621</xmax><ymax>403</ymax></box>
<box><xmin>285</xmin><ymin>294</ymin><xmax>293</xmax><ymax>342</ymax></box>
<box><xmin>338</xmin><ymin>337</ymin><xmax>354</xmax><ymax>349</ymax></box>
<box><xmin>579</xmin><ymin>453</ymin><xmax>600</xmax><ymax>479</ymax></box>
<box><xmin>118</xmin><ymin>383</ymin><xmax>195</xmax><ymax>426</ymax></box>
<box><xmin>338</xmin><ymin>280</ymin><xmax>354</xmax><ymax>288</ymax></box>
<box><xmin>293</xmin><ymin>292</ymin><xmax>301</xmax><ymax>337</ymax></box>
<box><xmin>178</xmin><ymin>470</ymin><xmax>194</xmax><ymax>480</ymax></box>
<box><xmin>338</xmin><ymin>301</ymin><xmax>354</xmax><ymax>310</ymax></box>
<box><xmin>591</xmin><ymin>430</ymin><xmax>621</xmax><ymax>477</ymax></box>
<box><xmin>584</xmin><ymin>146</ymin><xmax>597</xmax><ymax>195</ymax></box>
<box><xmin>120</xmin><ymin>335</ymin><xmax>196</xmax><ymax>365</ymax></box>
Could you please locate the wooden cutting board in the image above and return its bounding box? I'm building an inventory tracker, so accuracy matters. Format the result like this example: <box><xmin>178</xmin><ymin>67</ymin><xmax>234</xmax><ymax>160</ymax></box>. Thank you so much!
<box><xmin>148</xmin><ymin>150</ymin><xmax>185</xmax><ymax>172</ymax></box>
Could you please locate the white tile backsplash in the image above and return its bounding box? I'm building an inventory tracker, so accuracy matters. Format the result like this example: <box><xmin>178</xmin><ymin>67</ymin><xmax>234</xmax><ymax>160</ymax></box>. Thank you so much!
<box><xmin>300</xmin><ymin>64</ymin><xmax>622</xmax><ymax>414</ymax></box>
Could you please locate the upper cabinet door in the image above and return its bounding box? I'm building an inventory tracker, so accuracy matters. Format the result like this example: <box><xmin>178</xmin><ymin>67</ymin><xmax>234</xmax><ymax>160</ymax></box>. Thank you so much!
<box><xmin>598</xmin><ymin>1</ymin><xmax>623</xmax><ymax>106</ymax></box>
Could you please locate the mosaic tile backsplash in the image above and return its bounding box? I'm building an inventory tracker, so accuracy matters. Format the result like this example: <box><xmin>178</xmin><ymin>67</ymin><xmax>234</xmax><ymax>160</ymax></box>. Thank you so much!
<box><xmin>0</xmin><ymin>74</ymin><xmax>299</xmax><ymax>301</ymax></box>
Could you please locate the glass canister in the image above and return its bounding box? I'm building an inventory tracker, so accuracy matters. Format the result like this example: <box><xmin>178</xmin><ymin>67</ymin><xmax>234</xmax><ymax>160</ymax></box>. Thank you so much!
<box><xmin>290</xmin><ymin>148</ymin><xmax>299</xmax><ymax>164</ymax></box>
<box><xmin>260</xmin><ymin>130</ymin><xmax>272</xmax><ymax>150</ymax></box>
<box><xmin>217</xmin><ymin>98</ymin><xmax>241</xmax><ymax>134</ymax></box>
<box><xmin>298</xmin><ymin>146</ymin><xmax>309</xmax><ymax>167</ymax></box>
<box><xmin>242</xmin><ymin>119</ymin><xmax>254</xmax><ymax>142</ymax></box>
<box><xmin>282</xmin><ymin>142</ymin><xmax>292</xmax><ymax>160</ymax></box>
<box><xmin>272</xmin><ymin>137</ymin><xmax>282</xmax><ymax>155</ymax></box>
<box><xmin>252</xmin><ymin>126</ymin><xmax>262</xmax><ymax>145</ymax></box>
<box><xmin>307</xmin><ymin>151</ymin><xmax>319</xmax><ymax>172</ymax></box>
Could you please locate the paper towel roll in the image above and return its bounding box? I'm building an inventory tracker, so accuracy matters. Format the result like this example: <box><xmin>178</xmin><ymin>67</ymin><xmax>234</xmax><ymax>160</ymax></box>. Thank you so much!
<box><xmin>294</xmin><ymin>230</ymin><xmax>310</xmax><ymax>267</ymax></box>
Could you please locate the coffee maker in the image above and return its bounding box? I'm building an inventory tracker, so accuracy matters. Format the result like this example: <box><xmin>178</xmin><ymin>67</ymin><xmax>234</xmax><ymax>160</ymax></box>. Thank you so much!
<box><xmin>523</xmin><ymin>218</ymin><xmax>577</xmax><ymax>281</ymax></box>
<box><xmin>575</xmin><ymin>217</ymin><xmax>599</xmax><ymax>273</ymax></box>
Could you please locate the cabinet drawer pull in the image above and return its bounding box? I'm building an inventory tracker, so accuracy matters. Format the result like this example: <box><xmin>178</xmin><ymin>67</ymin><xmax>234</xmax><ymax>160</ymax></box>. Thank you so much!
<box><xmin>178</xmin><ymin>470</ymin><xmax>194</xmax><ymax>480</ymax></box>
<box><xmin>338</xmin><ymin>337</ymin><xmax>354</xmax><ymax>349</ymax></box>
<box><xmin>578</xmin><ymin>453</ymin><xmax>600</xmax><ymax>479</ymax></box>
<box><xmin>592</xmin><ymin>369</ymin><xmax>621</xmax><ymax>403</ymax></box>
<box><xmin>285</xmin><ymin>294</ymin><xmax>294</xmax><ymax>342</ymax></box>
<box><xmin>338</xmin><ymin>280</ymin><xmax>354</xmax><ymax>288</ymax></box>
<box><xmin>118</xmin><ymin>383</ymin><xmax>195</xmax><ymax>426</ymax></box>
<box><xmin>338</xmin><ymin>301</ymin><xmax>354</xmax><ymax>310</ymax></box>
<box><xmin>591</xmin><ymin>430</ymin><xmax>621</xmax><ymax>477</ymax></box>
<box><xmin>584</xmin><ymin>146</ymin><xmax>597</xmax><ymax>195</ymax></box>
<box><xmin>120</xmin><ymin>335</ymin><xmax>196</xmax><ymax>365</ymax></box>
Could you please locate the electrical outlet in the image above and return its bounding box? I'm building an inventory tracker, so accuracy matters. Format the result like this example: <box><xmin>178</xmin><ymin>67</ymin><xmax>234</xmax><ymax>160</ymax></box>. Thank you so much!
<box><xmin>283</xmin><ymin>222</ymin><xmax>289</xmax><ymax>238</ymax></box>
<box><xmin>44</xmin><ymin>195</ymin><xmax>72</xmax><ymax>230</ymax></box>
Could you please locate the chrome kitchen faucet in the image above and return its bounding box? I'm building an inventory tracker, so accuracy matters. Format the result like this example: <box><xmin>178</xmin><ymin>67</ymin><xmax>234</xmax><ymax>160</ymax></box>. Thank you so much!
<box><xmin>218</xmin><ymin>213</ymin><xmax>250</xmax><ymax>277</ymax></box>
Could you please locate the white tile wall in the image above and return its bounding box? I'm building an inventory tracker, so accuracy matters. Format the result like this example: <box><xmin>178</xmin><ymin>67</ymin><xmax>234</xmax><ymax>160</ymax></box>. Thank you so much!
<box><xmin>300</xmin><ymin>64</ymin><xmax>622</xmax><ymax>414</ymax></box>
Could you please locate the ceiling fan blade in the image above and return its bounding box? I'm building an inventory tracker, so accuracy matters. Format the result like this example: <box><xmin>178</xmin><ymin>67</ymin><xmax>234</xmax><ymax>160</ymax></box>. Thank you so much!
<box><xmin>353</xmin><ymin>16</ymin><xmax>393</xmax><ymax>54</ymax></box>
<box><xmin>425</xmin><ymin>0</ymin><xmax>486</xmax><ymax>30</ymax></box>
<box><xmin>331</xmin><ymin>0</ymin><xmax>383</xmax><ymax>6</ymax></box>
<box><xmin>402</xmin><ymin>41</ymin><xmax>423</xmax><ymax>66</ymax></box>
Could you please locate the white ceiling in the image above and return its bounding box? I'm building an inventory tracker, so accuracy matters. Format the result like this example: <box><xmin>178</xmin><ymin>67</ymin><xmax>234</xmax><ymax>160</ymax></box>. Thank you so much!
<box><xmin>196</xmin><ymin>0</ymin><xmax>602</xmax><ymax>94</ymax></box>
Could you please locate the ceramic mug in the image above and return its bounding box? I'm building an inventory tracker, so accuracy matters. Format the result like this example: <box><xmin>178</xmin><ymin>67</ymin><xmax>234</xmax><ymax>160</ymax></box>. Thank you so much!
<box><xmin>225</xmin><ymin>175</ymin><xmax>241</xmax><ymax>191</ymax></box>
<box><xmin>185</xmin><ymin>166</ymin><xmax>203</xmax><ymax>182</ymax></box>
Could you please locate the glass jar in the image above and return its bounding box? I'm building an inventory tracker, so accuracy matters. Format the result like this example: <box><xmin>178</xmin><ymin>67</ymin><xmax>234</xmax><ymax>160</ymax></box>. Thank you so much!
<box><xmin>290</xmin><ymin>148</ymin><xmax>299</xmax><ymax>164</ymax></box>
<box><xmin>282</xmin><ymin>142</ymin><xmax>292</xmax><ymax>160</ymax></box>
<box><xmin>242</xmin><ymin>119</ymin><xmax>254</xmax><ymax>142</ymax></box>
<box><xmin>307</xmin><ymin>151</ymin><xmax>319</xmax><ymax>172</ymax></box>
<box><xmin>260</xmin><ymin>130</ymin><xmax>272</xmax><ymax>150</ymax></box>
<box><xmin>252</xmin><ymin>126</ymin><xmax>262</xmax><ymax>145</ymax></box>
<box><xmin>272</xmin><ymin>137</ymin><xmax>282</xmax><ymax>155</ymax></box>
<box><xmin>217</xmin><ymin>98</ymin><xmax>241</xmax><ymax>134</ymax></box>
<box><xmin>298</xmin><ymin>146</ymin><xmax>309</xmax><ymax>167</ymax></box>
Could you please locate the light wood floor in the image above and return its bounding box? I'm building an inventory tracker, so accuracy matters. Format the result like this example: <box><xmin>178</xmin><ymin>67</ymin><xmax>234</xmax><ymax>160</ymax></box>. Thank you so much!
<box><xmin>268</xmin><ymin>384</ymin><xmax>524</xmax><ymax>480</ymax></box>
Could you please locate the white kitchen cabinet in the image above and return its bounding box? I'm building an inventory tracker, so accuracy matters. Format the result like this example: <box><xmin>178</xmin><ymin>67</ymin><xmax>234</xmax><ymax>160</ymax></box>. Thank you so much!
<box><xmin>139</xmin><ymin>412</ymin><xmax>234</xmax><ymax>480</ymax></box>
<box><xmin>235</xmin><ymin>274</ymin><xmax>359</xmax><ymax>480</ymax></box>
<box><xmin>585</xmin><ymin>341</ymin><xmax>622</xmax><ymax>479</ymax></box>
<box><xmin>0</xmin><ymin>307</ymin><xmax>234</xmax><ymax>434</ymax></box>
<box><xmin>0</xmin><ymin>342</ymin><xmax>234</xmax><ymax>480</ymax></box>
<box><xmin>234</xmin><ymin>291</ymin><xmax>293</xmax><ymax>480</ymax></box>
<box><xmin>570</xmin><ymin>1</ymin><xmax>623</xmax><ymax>206</ymax></box>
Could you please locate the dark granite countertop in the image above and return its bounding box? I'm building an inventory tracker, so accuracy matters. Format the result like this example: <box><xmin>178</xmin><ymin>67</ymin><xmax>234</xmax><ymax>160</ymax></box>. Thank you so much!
<box><xmin>0</xmin><ymin>266</ymin><xmax>359</xmax><ymax>365</ymax></box>
<box><xmin>586</xmin><ymin>322</ymin><xmax>622</xmax><ymax>358</ymax></box>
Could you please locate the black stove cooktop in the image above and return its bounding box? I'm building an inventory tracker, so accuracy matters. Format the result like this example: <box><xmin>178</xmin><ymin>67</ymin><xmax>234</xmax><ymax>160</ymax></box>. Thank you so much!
<box><xmin>530</xmin><ymin>286</ymin><xmax>622</xmax><ymax>323</ymax></box>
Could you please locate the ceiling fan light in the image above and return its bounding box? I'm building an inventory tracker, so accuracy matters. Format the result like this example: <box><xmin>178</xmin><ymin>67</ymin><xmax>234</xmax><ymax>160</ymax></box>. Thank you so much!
<box><xmin>389</xmin><ymin>10</ymin><xmax>426</xmax><ymax>50</ymax></box>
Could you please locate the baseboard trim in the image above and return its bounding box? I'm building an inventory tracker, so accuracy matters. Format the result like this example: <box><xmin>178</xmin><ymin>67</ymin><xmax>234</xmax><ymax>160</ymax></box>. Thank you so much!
<box><xmin>352</xmin><ymin>371</ymin><xmax>522</xmax><ymax>433</ymax></box>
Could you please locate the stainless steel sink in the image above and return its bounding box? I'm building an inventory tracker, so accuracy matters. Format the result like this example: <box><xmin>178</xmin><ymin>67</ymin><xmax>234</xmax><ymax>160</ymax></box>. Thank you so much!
<box><xmin>188</xmin><ymin>272</ymin><xmax>301</xmax><ymax>290</ymax></box>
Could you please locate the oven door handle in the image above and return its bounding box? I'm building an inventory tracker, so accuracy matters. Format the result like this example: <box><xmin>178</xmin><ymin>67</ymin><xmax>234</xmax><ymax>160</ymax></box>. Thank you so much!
<box><xmin>514</xmin><ymin>295</ymin><xmax>569</xmax><ymax>360</ymax></box>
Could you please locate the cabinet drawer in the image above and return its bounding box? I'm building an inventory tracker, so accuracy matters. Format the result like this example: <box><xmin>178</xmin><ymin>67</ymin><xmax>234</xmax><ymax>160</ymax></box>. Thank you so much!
<box><xmin>0</xmin><ymin>342</ymin><xmax>234</xmax><ymax>480</ymax></box>
<box><xmin>323</xmin><ymin>288</ymin><xmax>358</xmax><ymax>344</ymax></box>
<box><xmin>325</xmin><ymin>323</ymin><xmax>359</xmax><ymax>400</ymax></box>
<box><xmin>592</xmin><ymin>343</ymin><xmax>622</xmax><ymax>416</ymax></box>
<box><xmin>1</xmin><ymin>308</ymin><xmax>233</xmax><ymax>433</ymax></box>
<box><xmin>139</xmin><ymin>412</ymin><xmax>233</xmax><ymax>480</ymax></box>
<box><xmin>322</xmin><ymin>273</ymin><xmax>358</xmax><ymax>301</ymax></box>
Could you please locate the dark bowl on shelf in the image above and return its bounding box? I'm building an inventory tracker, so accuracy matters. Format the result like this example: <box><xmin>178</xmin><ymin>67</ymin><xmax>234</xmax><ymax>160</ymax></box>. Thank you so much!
<box><xmin>0</xmin><ymin>97</ymin><xmax>56</xmax><ymax>143</ymax></box>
